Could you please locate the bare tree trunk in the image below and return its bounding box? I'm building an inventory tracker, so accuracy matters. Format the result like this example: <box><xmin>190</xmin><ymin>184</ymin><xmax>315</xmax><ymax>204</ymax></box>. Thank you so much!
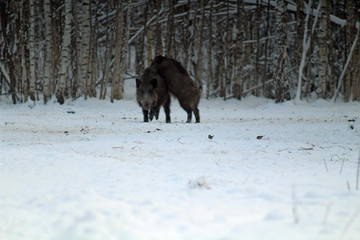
<box><xmin>87</xmin><ymin>0</ymin><xmax>96</xmax><ymax>98</ymax></box>
<box><xmin>28</xmin><ymin>0</ymin><xmax>36</xmax><ymax>102</ymax></box>
<box><xmin>216</xmin><ymin>6</ymin><xmax>225</xmax><ymax>98</ymax></box>
<box><xmin>294</xmin><ymin>0</ymin><xmax>304</xmax><ymax>100</ymax></box>
<box><xmin>19</xmin><ymin>0</ymin><xmax>28</xmax><ymax>103</ymax></box>
<box><xmin>233</xmin><ymin>0</ymin><xmax>245</xmax><ymax>100</ymax></box>
<box><xmin>154</xmin><ymin>0</ymin><xmax>163</xmax><ymax>57</ymax></box>
<box><xmin>135</xmin><ymin>4</ymin><xmax>147</xmax><ymax>76</ymax></box>
<box><xmin>195</xmin><ymin>0</ymin><xmax>205</xmax><ymax>89</ymax></box>
<box><xmin>58</xmin><ymin>0</ymin><xmax>72</xmax><ymax>104</ymax></box>
<box><xmin>206</xmin><ymin>0</ymin><xmax>214</xmax><ymax>99</ymax></box>
<box><xmin>0</xmin><ymin>1</ymin><xmax>18</xmax><ymax>103</ymax></box>
<box><xmin>254</xmin><ymin>0</ymin><xmax>261</xmax><ymax>96</ymax></box>
<box><xmin>100</xmin><ymin>3</ymin><xmax>113</xmax><ymax>100</ymax></box>
<box><xmin>79</xmin><ymin>0</ymin><xmax>92</xmax><ymax>99</ymax></box>
<box><xmin>145</xmin><ymin>1</ymin><xmax>155</xmax><ymax>66</ymax></box>
<box><xmin>318</xmin><ymin>0</ymin><xmax>330</xmax><ymax>99</ymax></box>
<box><xmin>124</xmin><ymin>1</ymin><xmax>132</xmax><ymax>69</ymax></box>
<box><xmin>262</xmin><ymin>0</ymin><xmax>271</xmax><ymax>98</ymax></box>
<box><xmin>20</xmin><ymin>19</ymin><xmax>27</xmax><ymax>103</ymax></box>
<box><xmin>182</xmin><ymin>0</ymin><xmax>191</xmax><ymax>69</ymax></box>
<box><xmin>274</xmin><ymin>0</ymin><xmax>290</xmax><ymax>103</ymax></box>
<box><xmin>112</xmin><ymin>1</ymin><xmax>125</xmax><ymax>101</ymax></box>
<box><xmin>165</xmin><ymin>0</ymin><xmax>175</xmax><ymax>57</ymax></box>
<box><xmin>295</xmin><ymin>0</ymin><xmax>321</xmax><ymax>102</ymax></box>
<box><xmin>52</xmin><ymin>0</ymin><xmax>62</xmax><ymax>95</ymax></box>
<box><xmin>353</xmin><ymin>1</ymin><xmax>360</xmax><ymax>101</ymax></box>
<box><xmin>43</xmin><ymin>0</ymin><xmax>53</xmax><ymax>103</ymax></box>
<box><xmin>353</xmin><ymin>41</ymin><xmax>360</xmax><ymax>101</ymax></box>
<box><xmin>224</xmin><ymin>1</ymin><xmax>231</xmax><ymax>100</ymax></box>
<box><xmin>343</xmin><ymin>0</ymin><xmax>355</xmax><ymax>102</ymax></box>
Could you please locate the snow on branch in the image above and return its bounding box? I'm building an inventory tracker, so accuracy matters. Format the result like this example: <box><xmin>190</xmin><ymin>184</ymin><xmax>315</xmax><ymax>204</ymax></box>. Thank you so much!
<box><xmin>244</xmin><ymin>0</ymin><xmax>346</xmax><ymax>27</ymax></box>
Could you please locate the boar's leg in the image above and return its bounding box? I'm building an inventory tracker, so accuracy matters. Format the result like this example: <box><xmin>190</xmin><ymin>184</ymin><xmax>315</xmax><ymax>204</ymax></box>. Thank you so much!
<box><xmin>164</xmin><ymin>99</ymin><xmax>171</xmax><ymax>123</ymax></box>
<box><xmin>149</xmin><ymin>108</ymin><xmax>156</xmax><ymax>121</ymax></box>
<box><xmin>142</xmin><ymin>109</ymin><xmax>149</xmax><ymax>122</ymax></box>
<box><xmin>186</xmin><ymin>109</ymin><xmax>192</xmax><ymax>123</ymax></box>
<box><xmin>194</xmin><ymin>108</ymin><xmax>200</xmax><ymax>123</ymax></box>
<box><xmin>179</xmin><ymin>102</ymin><xmax>193</xmax><ymax>123</ymax></box>
<box><xmin>153</xmin><ymin>106</ymin><xmax>161</xmax><ymax>120</ymax></box>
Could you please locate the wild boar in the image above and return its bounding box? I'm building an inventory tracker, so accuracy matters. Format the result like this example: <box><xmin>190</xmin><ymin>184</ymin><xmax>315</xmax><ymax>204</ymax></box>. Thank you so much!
<box><xmin>151</xmin><ymin>55</ymin><xmax>201</xmax><ymax>123</ymax></box>
<box><xmin>136</xmin><ymin>68</ymin><xmax>171</xmax><ymax>123</ymax></box>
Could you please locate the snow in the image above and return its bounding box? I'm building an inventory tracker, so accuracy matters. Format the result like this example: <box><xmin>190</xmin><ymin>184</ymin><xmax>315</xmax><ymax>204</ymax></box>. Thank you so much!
<box><xmin>1</xmin><ymin>81</ymin><xmax>360</xmax><ymax>240</ymax></box>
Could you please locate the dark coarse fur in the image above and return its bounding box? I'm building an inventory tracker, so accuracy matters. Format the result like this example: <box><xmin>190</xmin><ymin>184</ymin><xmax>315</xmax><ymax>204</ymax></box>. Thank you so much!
<box><xmin>150</xmin><ymin>55</ymin><xmax>201</xmax><ymax>123</ymax></box>
<box><xmin>136</xmin><ymin>68</ymin><xmax>171</xmax><ymax>123</ymax></box>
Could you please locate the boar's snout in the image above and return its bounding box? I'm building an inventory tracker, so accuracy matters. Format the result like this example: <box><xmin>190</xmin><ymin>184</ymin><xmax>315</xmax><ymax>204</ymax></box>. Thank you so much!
<box><xmin>139</xmin><ymin>92</ymin><xmax>158</xmax><ymax>111</ymax></box>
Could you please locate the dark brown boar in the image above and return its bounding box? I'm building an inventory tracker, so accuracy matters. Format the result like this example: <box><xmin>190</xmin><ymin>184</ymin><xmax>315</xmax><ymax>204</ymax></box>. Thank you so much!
<box><xmin>150</xmin><ymin>55</ymin><xmax>201</xmax><ymax>123</ymax></box>
<box><xmin>136</xmin><ymin>68</ymin><xmax>171</xmax><ymax>123</ymax></box>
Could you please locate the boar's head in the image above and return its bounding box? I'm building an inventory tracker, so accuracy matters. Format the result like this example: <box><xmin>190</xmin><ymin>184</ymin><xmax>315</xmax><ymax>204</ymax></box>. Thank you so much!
<box><xmin>136</xmin><ymin>69</ymin><xmax>159</xmax><ymax>111</ymax></box>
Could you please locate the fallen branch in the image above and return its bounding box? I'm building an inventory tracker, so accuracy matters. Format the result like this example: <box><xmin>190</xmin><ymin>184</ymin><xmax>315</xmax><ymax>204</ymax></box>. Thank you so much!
<box><xmin>298</xmin><ymin>147</ymin><xmax>314</xmax><ymax>151</ymax></box>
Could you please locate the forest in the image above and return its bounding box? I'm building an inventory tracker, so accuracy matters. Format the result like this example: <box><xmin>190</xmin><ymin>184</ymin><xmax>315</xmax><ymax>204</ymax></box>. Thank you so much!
<box><xmin>0</xmin><ymin>0</ymin><xmax>359</xmax><ymax>104</ymax></box>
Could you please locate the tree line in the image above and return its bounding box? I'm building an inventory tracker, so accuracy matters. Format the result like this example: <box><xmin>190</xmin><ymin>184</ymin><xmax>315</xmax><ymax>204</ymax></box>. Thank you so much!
<box><xmin>0</xmin><ymin>0</ymin><xmax>359</xmax><ymax>104</ymax></box>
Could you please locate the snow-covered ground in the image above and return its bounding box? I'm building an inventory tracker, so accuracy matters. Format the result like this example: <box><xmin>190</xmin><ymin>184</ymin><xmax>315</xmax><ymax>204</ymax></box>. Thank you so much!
<box><xmin>1</xmin><ymin>84</ymin><xmax>360</xmax><ymax>240</ymax></box>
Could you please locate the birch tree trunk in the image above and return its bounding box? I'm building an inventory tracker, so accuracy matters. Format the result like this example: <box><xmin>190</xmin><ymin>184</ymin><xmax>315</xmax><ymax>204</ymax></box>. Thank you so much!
<box><xmin>343</xmin><ymin>0</ymin><xmax>355</xmax><ymax>102</ymax></box>
<box><xmin>100</xmin><ymin>3</ymin><xmax>111</xmax><ymax>100</ymax></box>
<box><xmin>206</xmin><ymin>0</ymin><xmax>214</xmax><ymax>99</ymax></box>
<box><xmin>224</xmin><ymin>1</ymin><xmax>232</xmax><ymax>100</ymax></box>
<box><xmin>154</xmin><ymin>0</ymin><xmax>163</xmax><ymax>56</ymax></box>
<box><xmin>353</xmin><ymin>1</ymin><xmax>360</xmax><ymax>101</ymax></box>
<box><xmin>124</xmin><ymin>1</ymin><xmax>132</xmax><ymax>69</ymax></box>
<box><xmin>216</xmin><ymin>10</ymin><xmax>225</xmax><ymax>98</ymax></box>
<box><xmin>52</xmin><ymin>0</ymin><xmax>62</xmax><ymax>95</ymax></box>
<box><xmin>135</xmin><ymin>4</ymin><xmax>146</xmax><ymax>76</ymax></box>
<box><xmin>318</xmin><ymin>0</ymin><xmax>330</xmax><ymax>99</ymax></box>
<box><xmin>58</xmin><ymin>0</ymin><xmax>72</xmax><ymax>104</ymax></box>
<box><xmin>262</xmin><ymin>0</ymin><xmax>271</xmax><ymax>98</ymax></box>
<box><xmin>79</xmin><ymin>0</ymin><xmax>92</xmax><ymax>99</ymax></box>
<box><xmin>195</xmin><ymin>0</ymin><xmax>205</xmax><ymax>89</ymax></box>
<box><xmin>294</xmin><ymin>0</ymin><xmax>304</xmax><ymax>100</ymax></box>
<box><xmin>43</xmin><ymin>0</ymin><xmax>53</xmax><ymax>103</ymax></box>
<box><xmin>233</xmin><ymin>0</ymin><xmax>245</xmax><ymax>100</ymax></box>
<box><xmin>353</xmin><ymin>40</ymin><xmax>360</xmax><ymax>101</ymax></box>
<box><xmin>20</xmin><ymin>0</ymin><xmax>28</xmax><ymax>103</ymax></box>
<box><xmin>87</xmin><ymin>0</ymin><xmax>96</xmax><ymax>98</ymax></box>
<box><xmin>182</xmin><ymin>0</ymin><xmax>191</xmax><ymax>69</ymax></box>
<box><xmin>145</xmin><ymin>1</ymin><xmax>155</xmax><ymax>66</ymax></box>
<box><xmin>0</xmin><ymin>1</ymin><xmax>18</xmax><ymax>103</ymax></box>
<box><xmin>274</xmin><ymin>0</ymin><xmax>290</xmax><ymax>103</ymax></box>
<box><xmin>295</xmin><ymin>0</ymin><xmax>321</xmax><ymax>102</ymax></box>
<box><xmin>28</xmin><ymin>0</ymin><xmax>36</xmax><ymax>102</ymax></box>
<box><xmin>112</xmin><ymin>1</ymin><xmax>125</xmax><ymax>101</ymax></box>
<box><xmin>254</xmin><ymin>0</ymin><xmax>261</xmax><ymax>96</ymax></box>
<box><xmin>165</xmin><ymin>0</ymin><xmax>175</xmax><ymax>57</ymax></box>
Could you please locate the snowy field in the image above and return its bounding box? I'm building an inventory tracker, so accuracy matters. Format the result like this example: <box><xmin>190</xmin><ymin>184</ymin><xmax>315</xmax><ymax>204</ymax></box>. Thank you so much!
<box><xmin>1</xmin><ymin>85</ymin><xmax>360</xmax><ymax>240</ymax></box>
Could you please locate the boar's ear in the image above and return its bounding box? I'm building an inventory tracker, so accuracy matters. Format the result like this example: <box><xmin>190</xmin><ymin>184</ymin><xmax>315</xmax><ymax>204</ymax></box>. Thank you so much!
<box><xmin>150</xmin><ymin>78</ymin><xmax>157</xmax><ymax>89</ymax></box>
<box><xmin>154</xmin><ymin>55</ymin><xmax>164</xmax><ymax>64</ymax></box>
<box><xmin>135</xmin><ymin>78</ymin><xmax>141</xmax><ymax>88</ymax></box>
